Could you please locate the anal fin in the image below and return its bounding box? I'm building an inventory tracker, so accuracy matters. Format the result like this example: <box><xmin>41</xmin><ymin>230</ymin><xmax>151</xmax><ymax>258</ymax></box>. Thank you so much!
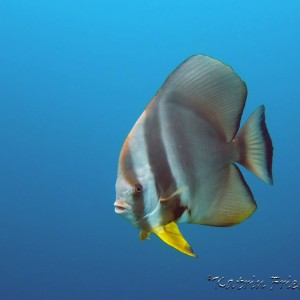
<box><xmin>195</xmin><ymin>164</ymin><xmax>257</xmax><ymax>227</ymax></box>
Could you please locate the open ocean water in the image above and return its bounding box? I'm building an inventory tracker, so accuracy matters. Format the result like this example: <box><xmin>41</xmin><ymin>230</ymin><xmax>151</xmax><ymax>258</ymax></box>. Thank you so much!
<box><xmin>0</xmin><ymin>1</ymin><xmax>300</xmax><ymax>299</ymax></box>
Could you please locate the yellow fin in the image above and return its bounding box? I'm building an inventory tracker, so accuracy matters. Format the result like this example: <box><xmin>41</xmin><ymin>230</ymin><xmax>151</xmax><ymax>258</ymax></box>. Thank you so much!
<box><xmin>152</xmin><ymin>222</ymin><xmax>197</xmax><ymax>257</ymax></box>
<box><xmin>140</xmin><ymin>230</ymin><xmax>151</xmax><ymax>240</ymax></box>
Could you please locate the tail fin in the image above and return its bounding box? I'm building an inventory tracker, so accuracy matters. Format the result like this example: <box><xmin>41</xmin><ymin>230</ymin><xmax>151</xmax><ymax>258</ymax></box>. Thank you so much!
<box><xmin>234</xmin><ymin>105</ymin><xmax>273</xmax><ymax>185</ymax></box>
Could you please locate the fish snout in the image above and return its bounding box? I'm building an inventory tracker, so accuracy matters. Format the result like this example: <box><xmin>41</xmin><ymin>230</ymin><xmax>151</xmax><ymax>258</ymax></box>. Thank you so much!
<box><xmin>114</xmin><ymin>200</ymin><xmax>132</xmax><ymax>214</ymax></box>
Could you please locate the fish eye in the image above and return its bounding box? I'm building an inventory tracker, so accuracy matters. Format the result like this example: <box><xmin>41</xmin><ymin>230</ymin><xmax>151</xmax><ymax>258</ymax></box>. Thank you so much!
<box><xmin>134</xmin><ymin>183</ymin><xmax>143</xmax><ymax>193</ymax></box>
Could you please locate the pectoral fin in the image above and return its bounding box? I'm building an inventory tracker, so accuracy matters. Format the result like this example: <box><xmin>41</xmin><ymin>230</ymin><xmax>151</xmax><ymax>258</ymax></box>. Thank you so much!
<box><xmin>159</xmin><ymin>186</ymin><xmax>188</xmax><ymax>202</ymax></box>
<box><xmin>152</xmin><ymin>222</ymin><xmax>197</xmax><ymax>257</ymax></box>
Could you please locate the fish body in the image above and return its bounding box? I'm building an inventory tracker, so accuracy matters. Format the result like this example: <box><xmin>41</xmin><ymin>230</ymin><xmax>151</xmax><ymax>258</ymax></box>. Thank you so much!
<box><xmin>114</xmin><ymin>55</ymin><xmax>273</xmax><ymax>257</ymax></box>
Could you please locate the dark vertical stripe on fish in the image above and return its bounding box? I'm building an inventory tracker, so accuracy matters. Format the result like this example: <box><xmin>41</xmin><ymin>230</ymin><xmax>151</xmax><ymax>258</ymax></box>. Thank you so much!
<box><xmin>120</xmin><ymin>140</ymin><xmax>150</xmax><ymax>230</ymax></box>
<box><xmin>144</xmin><ymin>101</ymin><xmax>186</xmax><ymax>223</ymax></box>
<box><xmin>164</xmin><ymin>100</ymin><xmax>198</xmax><ymax>196</ymax></box>
<box><xmin>144</xmin><ymin>101</ymin><xmax>177</xmax><ymax>199</ymax></box>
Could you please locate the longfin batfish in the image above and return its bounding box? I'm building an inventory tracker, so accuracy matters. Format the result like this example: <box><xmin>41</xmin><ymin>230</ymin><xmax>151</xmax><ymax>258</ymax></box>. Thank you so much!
<box><xmin>114</xmin><ymin>54</ymin><xmax>273</xmax><ymax>257</ymax></box>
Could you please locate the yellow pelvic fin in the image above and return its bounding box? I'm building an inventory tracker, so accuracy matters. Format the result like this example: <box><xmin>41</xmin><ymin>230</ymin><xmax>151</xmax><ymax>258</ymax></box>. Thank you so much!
<box><xmin>140</xmin><ymin>230</ymin><xmax>151</xmax><ymax>240</ymax></box>
<box><xmin>152</xmin><ymin>222</ymin><xmax>197</xmax><ymax>257</ymax></box>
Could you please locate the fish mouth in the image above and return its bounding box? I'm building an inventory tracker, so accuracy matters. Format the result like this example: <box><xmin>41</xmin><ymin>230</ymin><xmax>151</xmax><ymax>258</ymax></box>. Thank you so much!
<box><xmin>114</xmin><ymin>200</ymin><xmax>132</xmax><ymax>214</ymax></box>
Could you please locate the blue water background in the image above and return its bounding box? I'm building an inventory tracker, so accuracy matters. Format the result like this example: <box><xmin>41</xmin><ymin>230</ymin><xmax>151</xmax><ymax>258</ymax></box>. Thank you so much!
<box><xmin>0</xmin><ymin>1</ymin><xmax>299</xmax><ymax>299</ymax></box>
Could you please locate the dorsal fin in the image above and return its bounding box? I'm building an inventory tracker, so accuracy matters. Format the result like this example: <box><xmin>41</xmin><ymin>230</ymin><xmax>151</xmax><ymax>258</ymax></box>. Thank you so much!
<box><xmin>156</xmin><ymin>55</ymin><xmax>247</xmax><ymax>142</ymax></box>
